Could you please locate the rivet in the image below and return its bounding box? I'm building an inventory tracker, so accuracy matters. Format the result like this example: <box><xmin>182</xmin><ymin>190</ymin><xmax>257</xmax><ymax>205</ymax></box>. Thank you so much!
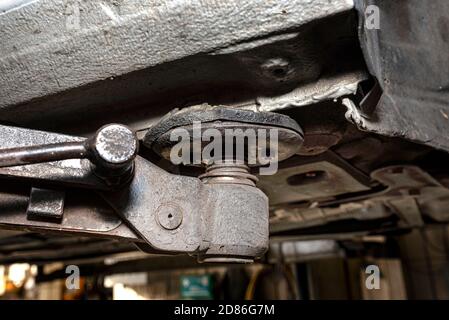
<box><xmin>156</xmin><ymin>204</ymin><xmax>183</xmax><ymax>230</ymax></box>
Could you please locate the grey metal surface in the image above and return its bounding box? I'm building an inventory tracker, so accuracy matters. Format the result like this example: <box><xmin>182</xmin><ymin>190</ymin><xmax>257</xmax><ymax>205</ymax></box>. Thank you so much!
<box><xmin>0</xmin><ymin>0</ymin><xmax>363</xmax><ymax>139</ymax></box>
<box><xmin>0</xmin><ymin>141</ymin><xmax>87</xmax><ymax>168</ymax></box>
<box><xmin>0</xmin><ymin>185</ymin><xmax>140</xmax><ymax>240</ymax></box>
<box><xmin>0</xmin><ymin>0</ymin><xmax>37</xmax><ymax>14</ymax></box>
<box><xmin>1</xmin><ymin>0</ymin><xmax>447</xmax><ymax>266</ymax></box>
<box><xmin>26</xmin><ymin>187</ymin><xmax>65</xmax><ymax>221</ymax></box>
<box><xmin>0</xmin><ymin>108</ymin><xmax>275</xmax><ymax>262</ymax></box>
<box><xmin>101</xmin><ymin>157</ymin><xmax>203</xmax><ymax>253</ymax></box>
<box><xmin>258</xmin><ymin>153</ymin><xmax>371</xmax><ymax>206</ymax></box>
<box><xmin>0</xmin><ymin>124</ymin><xmax>106</xmax><ymax>189</ymax></box>
<box><xmin>156</xmin><ymin>203</ymin><xmax>183</xmax><ymax>231</ymax></box>
<box><xmin>100</xmin><ymin>156</ymin><xmax>269</xmax><ymax>262</ymax></box>
<box><xmin>0</xmin><ymin>123</ymin><xmax>137</xmax><ymax>188</ymax></box>
<box><xmin>0</xmin><ymin>0</ymin><xmax>354</xmax><ymax>111</ymax></box>
<box><xmin>0</xmin><ymin>152</ymin><xmax>268</xmax><ymax>261</ymax></box>
<box><xmin>198</xmin><ymin>183</ymin><xmax>268</xmax><ymax>263</ymax></box>
<box><xmin>0</xmin><ymin>122</ymin><xmax>141</xmax><ymax>241</ymax></box>
<box><xmin>0</xmin><ymin>123</ymin><xmax>137</xmax><ymax>170</ymax></box>
<box><xmin>253</xmin><ymin>71</ymin><xmax>367</xmax><ymax>112</ymax></box>
<box><xmin>90</xmin><ymin>124</ymin><xmax>138</xmax><ymax>169</ymax></box>
<box><xmin>200</xmin><ymin>162</ymin><xmax>259</xmax><ymax>187</ymax></box>
<box><xmin>270</xmin><ymin>165</ymin><xmax>449</xmax><ymax>233</ymax></box>
<box><xmin>348</xmin><ymin>0</ymin><xmax>449</xmax><ymax>152</ymax></box>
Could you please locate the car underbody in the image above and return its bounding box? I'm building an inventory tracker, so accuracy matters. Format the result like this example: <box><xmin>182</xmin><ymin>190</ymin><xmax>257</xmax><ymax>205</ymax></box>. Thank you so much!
<box><xmin>0</xmin><ymin>0</ymin><xmax>448</xmax><ymax>276</ymax></box>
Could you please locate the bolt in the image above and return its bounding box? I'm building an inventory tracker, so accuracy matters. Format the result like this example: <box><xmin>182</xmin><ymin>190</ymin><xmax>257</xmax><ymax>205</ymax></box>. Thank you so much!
<box><xmin>156</xmin><ymin>204</ymin><xmax>183</xmax><ymax>230</ymax></box>
<box><xmin>90</xmin><ymin>124</ymin><xmax>138</xmax><ymax>170</ymax></box>
<box><xmin>0</xmin><ymin>123</ymin><xmax>138</xmax><ymax>187</ymax></box>
<box><xmin>0</xmin><ymin>123</ymin><xmax>138</xmax><ymax>173</ymax></box>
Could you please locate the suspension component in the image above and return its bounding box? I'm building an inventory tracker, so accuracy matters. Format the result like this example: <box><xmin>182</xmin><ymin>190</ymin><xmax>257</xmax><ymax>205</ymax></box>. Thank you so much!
<box><xmin>0</xmin><ymin>124</ymin><xmax>138</xmax><ymax>186</ymax></box>
<box><xmin>143</xmin><ymin>104</ymin><xmax>304</xmax><ymax>262</ymax></box>
<box><xmin>199</xmin><ymin>161</ymin><xmax>258</xmax><ymax>187</ymax></box>
<box><xmin>0</xmin><ymin>105</ymin><xmax>303</xmax><ymax>263</ymax></box>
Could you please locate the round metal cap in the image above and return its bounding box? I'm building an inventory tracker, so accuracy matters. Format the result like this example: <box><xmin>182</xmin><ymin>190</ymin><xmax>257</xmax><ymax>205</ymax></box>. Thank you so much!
<box><xmin>92</xmin><ymin>124</ymin><xmax>138</xmax><ymax>168</ymax></box>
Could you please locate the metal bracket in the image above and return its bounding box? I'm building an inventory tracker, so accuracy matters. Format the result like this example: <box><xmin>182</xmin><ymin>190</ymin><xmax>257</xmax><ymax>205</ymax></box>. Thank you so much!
<box><xmin>0</xmin><ymin>106</ymin><xmax>306</xmax><ymax>262</ymax></box>
<box><xmin>26</xmin><ymin>187</ymin><xmax>65</xmax><ymax>222</ymax></box>
<box><xmin>0</xmin><ymin>112</ymin><xmax>284</xmax><ymax>262</ymax></box>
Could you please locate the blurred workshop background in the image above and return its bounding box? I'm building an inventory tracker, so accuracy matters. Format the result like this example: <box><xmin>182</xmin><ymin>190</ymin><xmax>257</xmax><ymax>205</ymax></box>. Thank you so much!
<box><xmin>1</xmin><ymin>227</ymin><xmax>449</xmax><ymax>300</ymax></box>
